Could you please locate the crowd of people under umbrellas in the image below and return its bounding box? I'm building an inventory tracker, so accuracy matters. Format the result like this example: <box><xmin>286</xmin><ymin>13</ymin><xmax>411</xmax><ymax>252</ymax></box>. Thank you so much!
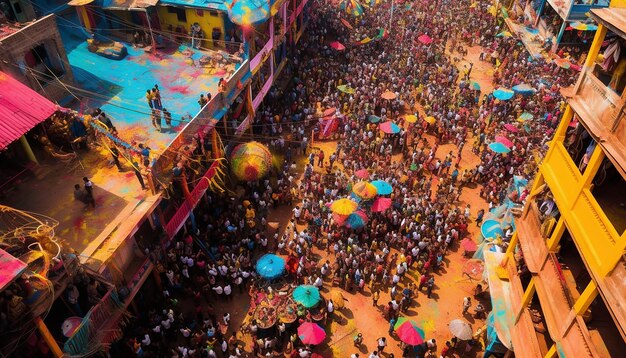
<box><xmin>119</xmin><ymin>0</ymin><xmax>579</xmax><ymax>357</ymax></box>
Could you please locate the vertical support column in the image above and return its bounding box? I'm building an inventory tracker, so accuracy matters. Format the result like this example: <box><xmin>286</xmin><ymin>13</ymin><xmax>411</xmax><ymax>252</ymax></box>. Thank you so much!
<box><xmin>554</xmin><ymin>105</ymin><xmax>574</xmax><ymax>141</ymax></box>
<box><xmin>19</xmin><ymin>135</ymin><xmax>38</xmax><ymax>164</ymax></box>
<box><xmin>563</xmin><ymin>281</ymin><xmax>598</xmax><ymax>332</ymax></box>
<box><xmin>515</xmin><ymin>277</ymin><xmax>536</xmax><ymax>323</ymax></box>
<box><xmin>546</xmin><ymin>216</ymin><xmax>565</xmax><ymax>251</ymax></box>
<box><xmin>35</xmin><ymin>317</ymin><xmax>64</xmax><ymax>357</ymax></box>
<box><xmin>584</xmin><ymin>24</ymin><xmax>607</xmax><ymax>68</ymax></box>
<box><xmin>579</xmin><ymin>143</ymin><xmax>605</xmax><ymax>190</ymax></box>
<box><xmin>555</xmin><ymin>21</ymin><xmax>567</xmax><ymax>48</ymax></box>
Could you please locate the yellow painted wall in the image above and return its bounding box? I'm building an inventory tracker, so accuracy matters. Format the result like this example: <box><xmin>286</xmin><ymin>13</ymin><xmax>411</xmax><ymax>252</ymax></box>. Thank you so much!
<box><xmin>156</xmin><ymin>6</ymin><xmax>225</xmax><ymax>48</ymax></box>
<box><xmin>611</xmin><ymin>0</ymin><xmax>626</xmax><ymax>8</ymax></box>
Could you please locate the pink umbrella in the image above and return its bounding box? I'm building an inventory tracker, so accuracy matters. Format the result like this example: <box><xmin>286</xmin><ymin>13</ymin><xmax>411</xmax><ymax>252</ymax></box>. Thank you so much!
<box><xmin>298</xmin><ymin>322</ymin><xmax>326</xmax><ymax>345</ymax></box>
<box><xmin>323</xmin><ymin>107</ymin><xmax>336</xmax><ymax>117</ymax></box>
<box><xmin>418</xmin><ymin>34</ymin><xmax>433</xmax><ymax>44</ymax></box>
<box><xmin>330</xmin><ymin>41</ymin><xmax>345</xmax><ymax>51</ymax></box>
<box><xmin>503</xmin><ymin>124</ymin><xmax>519</xmax><ymax>133</ymax></box>
<box><xmin>495</xmin><ymin>135</ymin><xmax>513</xmax><ymax>148</ymax></box>
<box><xmin>371</xmin><ymin>197</ymin><xmax>392</xmax><ymax>212</ymax></box>
<box><xmin>355</xmin><ymin>168</ymin><xmax>370</xmax><ymax>179</ymax></box>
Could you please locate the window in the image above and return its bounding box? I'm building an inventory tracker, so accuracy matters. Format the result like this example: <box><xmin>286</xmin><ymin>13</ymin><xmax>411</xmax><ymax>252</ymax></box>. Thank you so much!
<box><xmin>210</xmin><ymin>11</ymin><xmax>219</xmax><ymax>17</ymax></box>
<box><xmin>166</xmin><ymin>7</ymin><xmax>186</xmax><ymax>22</ymax></box>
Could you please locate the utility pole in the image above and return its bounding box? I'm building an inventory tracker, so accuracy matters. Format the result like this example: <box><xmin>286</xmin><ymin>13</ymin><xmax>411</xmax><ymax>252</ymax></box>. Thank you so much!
<box><xmin>141</xmin><ymin>8</ymin><xmax>156</xmax><ymax>54</ymax></box>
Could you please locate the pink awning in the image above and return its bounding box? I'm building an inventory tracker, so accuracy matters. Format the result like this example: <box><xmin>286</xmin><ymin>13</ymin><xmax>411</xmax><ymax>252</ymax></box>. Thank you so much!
<box><xmin>0</xmin><ymin>71</ymin><xmax>57</xmax><ymax>149</ymax></box>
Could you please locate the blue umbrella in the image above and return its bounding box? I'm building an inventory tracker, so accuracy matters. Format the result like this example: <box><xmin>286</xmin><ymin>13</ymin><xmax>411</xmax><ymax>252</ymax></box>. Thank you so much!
<box><xmin>255</xmin><ymin>254</ymin><xmax>285</xmax><ymax>280</ymax></box>
<box><xmin>370</xmin><ymin>180</ymin><xmax>393</xmax><ymax>195</ymax></box>
<box><xmin>511</xmin><ymin>83</ymin><xmax>535</xmax><ymax>96</ymax></box>
<box><xmin>470</xmin><ymin>81</ymin><xmax>481</xmax><ymax>90</ymax></box>
<box><xmin>481</xmin><ymin>220</ymin><xmax>504</xmax><ymax>241</ymax></box>
<box><xmin>293</xmin><ymin>285</ymin><xmax>321</xmax><ymax>308</ymax></box>
<box><xmin>345</xmin><ymin>210</ymin><xmax>368</xmax><ymax>229</ymax></box>
<box><xmin>488</xmin><ymin>142</ymin><xmax>511</xmax><ymax>154</ymax></box>
<box><xmin>493</xmin><ymin>88</ymin><xmax>514</xmax><ymax>101</ymax></box>
<box><xmin>368</xmin><ymin>115</ymin><xmax>381</xmax><ymax>123</ymax></box>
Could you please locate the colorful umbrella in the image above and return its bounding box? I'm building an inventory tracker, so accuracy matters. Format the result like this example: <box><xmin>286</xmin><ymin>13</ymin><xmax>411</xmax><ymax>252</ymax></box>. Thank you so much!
<box><xmin>353</xmin><ymin>181</ymin><xmax>378</xmax><ymax>199</ymax></box>
<box><xmin>404</xmin><ymin>114</ymin><xmax>417</xmax><ymax>123</ymax></box>
<box><xmin>488</xmin><ymin>142</ymin><xmax>511</xmax><ymax>154</ymax></box>
<box><xmin>470</xmin><ymin>81</ymin><xmax>481</xmax><ymax>90</ymax></box>
<box><xmin>323</xmin><ymin>108</ymin><xmax>337</xmax><ymax>117</ymax></box>
<box><xmin>495</xmin><ymin>135</ymin><xmax>513</xmax><ymax>148</ymax></box>
<box><xmin>337</xmin><ymin>85</ymin><xmax>355</xmax><ymax>94</ymax></box>
<box><xmin>371</xmin><ymin>197</ymin><xmax>392</xmax><ymax>212</ymax></box>
<box><xmin>481</xmin><ymin>219</ymin><xmax>504</xmax><ymax>240</ymax></box>
<box><xmin>417</xmin><ymin>34</ymin><xmax>433</xmax><ymax>44</ymax></box>
<box><xmin>460</xmin><ymin>238</ymin><xmax>478</xmax><ymax>253</ymax></box>
<box><xmin>424</xmin><ymin>116</ymin><xmax>436</xmax><ymax>124</ymax></box>
<box><xmin>381</xmin><ymin>90</ymin><xmax>397</xmax><ymax>100</ymax></box>
<box><xmin>570</xmin><ymin>22</ymin><xmax>598</xmax><ymax>31</ymax></box>
<box><xmin>370</xmin><ymin>180</ymin><xmax>393</xmax><ymax>195</ymax></box>
<box><xmin>379</xmin><ymin>121</ymin><xmax>400</xmax><ymax>134</ymax></box>
<box><xmin>368</xmin><ymin>115</ymin><xmax>381</xmax><ymax>123</ymax></box>
<box><xmin>330</xmin><ymin>41</ymin><xmax>345</xmax><ymax>50</ymax></box>
<box><xmin>340</xmin><ymin>18</ymin><xmax>354</xmax><ymax>30</ymax></box>
<box><xmin>330</xmin><ymin>198</ymin><xmax>358</xmax><ymax>215</ymax></box>
<box><xmin>517</xmin><ymin>112</ymin><xmax>533</xmax><ymax>121</ymax></box>
<box><xmin>496</xmin><ymin>31</ymin><xmax>512</xmax><ymax>37</ymax></box>
<box><xmin>355</xmin><ymin>168</ymin><xmax>370</xmax><ymax>179</ymax></box>
<box><xmin>449</xmin><ymin>319</ymin><xmax>473</xmax><ymax>340</ymax></box>
<box><xmin>394</xmin><ymin>318</ymin><xmax>425</xmax><ymax>345</ymax></box>
<box><xmin>511</xmin><ymin>83</ymin><xmax>535</xmax><ymax>96</ymax></box>
<box><xmin>554</xmin><ymin>58</ymin><xmax>571</xmax><ymax>69</ymax></box>
<box><xmin>493</xmin><ymin>88</ymin><xmax>514</xmax><ymax>100</ymax></box>
<box><xmin>255</xmin><ymin>254</ymin><xmax>285</xmax><ymax>279</ymax></box>
<box><xmin>503</xmin><ymin>123</ymin><xmax>519</xmax><ymax>133</ymax></box>
<box><xmin>230</xmin><ymin>141</ymin><xmax>273</xmax><ymax>181</ymax></box>
<box><xmin>298</xmin><ymin>322</ymin><xmax>326</xmax><ymax>345</ymax></box>
<box><xmin>228</xmin><ymin>0</ymin><xmax>270</xmax><ymax>26</ymax></box>
<box><xmin>293</xmin><ymin>285</ymin><xmax>321</xmax><ymax>308</ymax></box>
<box><xmin>345</xmin><ymin>210</ymin><xmax>368</xmax><ymax>229</ymax></box>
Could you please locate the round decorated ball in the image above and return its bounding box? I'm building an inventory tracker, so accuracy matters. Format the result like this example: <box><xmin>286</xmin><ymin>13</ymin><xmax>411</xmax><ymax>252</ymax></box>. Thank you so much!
<box><xmin>230</xmin><ymin>141</ymin><xmax>272</xmax><ymax>181</ymax></box>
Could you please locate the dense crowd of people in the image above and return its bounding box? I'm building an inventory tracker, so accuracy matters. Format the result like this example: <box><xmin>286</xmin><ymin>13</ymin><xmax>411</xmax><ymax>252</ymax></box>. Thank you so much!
<box><xmin>115</xmin><ymin>0</ymin><xmax>581</xmax><ymax>357</ymax></box>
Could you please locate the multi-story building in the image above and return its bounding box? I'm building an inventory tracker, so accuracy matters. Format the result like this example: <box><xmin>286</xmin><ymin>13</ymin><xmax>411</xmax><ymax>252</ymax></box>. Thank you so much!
<box><xmin>0</xmin><ymin>1</ymin><xmax>74</xmax><ymax>102</ymax></box>
<box><xmin>486</xmin><ymin>2</ymin><xmax>626</xmax><ymax>357</ymax></box>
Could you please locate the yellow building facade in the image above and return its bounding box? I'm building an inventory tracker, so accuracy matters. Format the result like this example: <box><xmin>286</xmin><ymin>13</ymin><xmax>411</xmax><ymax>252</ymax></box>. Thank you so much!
<box><xmin>490</xmin><ymin>1</ymin><xmax>626</xmax><ymax>357</ymax></box>
<box><xmin>156</xmin><ymin>4</ymin><xmax>227</xmax><ymax>48</ymax></box>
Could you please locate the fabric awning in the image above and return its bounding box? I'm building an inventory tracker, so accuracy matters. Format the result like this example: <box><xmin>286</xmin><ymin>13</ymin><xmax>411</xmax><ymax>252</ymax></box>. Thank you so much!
<box><xmin>101</xmin><ymin>0</ymin><xmax>158</xmax><ymax>10</ymax></box>
<box><xmin>0</xmin><ymin>249</ymin><xmax>27</xmax><ymax>291</ymax></box>
<box><xmin>0</xmin><ymin>72</ymin><xmax>57</xmax><ymax>150</ymax></box>
<box><xmin>484</xmin><ymin>251</ymin><xmax>514</xmax><ymax>350</ymax></box>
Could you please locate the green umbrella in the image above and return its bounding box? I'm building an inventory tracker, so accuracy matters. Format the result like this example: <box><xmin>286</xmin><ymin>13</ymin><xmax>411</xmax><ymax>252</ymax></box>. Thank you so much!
<box><xmin>337</xmin><ymin>85</ymin><xmax>356</xmax><ymax>94</ymax></box>
<box><xmin>293</xmin><ymin>285</ymin><xmax>321</xmax><ymax>308</ymax></box>
<box><xmin>368</xmin><ymin>115</ymin><xmax>381</xmax><ymax>123</ymax></box>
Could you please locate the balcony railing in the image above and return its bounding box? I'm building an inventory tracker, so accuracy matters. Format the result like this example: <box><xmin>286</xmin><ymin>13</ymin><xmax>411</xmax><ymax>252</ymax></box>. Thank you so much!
<box><xmin>570</xmin><ymin>69</ymin><xmax>622</xmax><ymax>137</ymax></box>
<box><xmin>516</xmin><ymin>202</ymin><xmax>549</xmax><ymax>272</ymax></box>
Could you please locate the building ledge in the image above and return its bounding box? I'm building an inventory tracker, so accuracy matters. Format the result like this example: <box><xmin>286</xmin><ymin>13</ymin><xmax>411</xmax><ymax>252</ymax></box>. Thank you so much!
<box><xmin>594</xmin><ymin>257</ymin><xmax>626</xmax><ymax>340</ymax></box>
<box><xmin>516</xmin><ymin>202</ymin><xmax>549</xmax><ymax>273</ymax></box>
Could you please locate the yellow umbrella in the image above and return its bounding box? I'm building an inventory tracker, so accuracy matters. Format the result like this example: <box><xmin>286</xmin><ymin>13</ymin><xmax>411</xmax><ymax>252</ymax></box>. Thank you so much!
<box><xmin>353</xmin><ymin>181</ymin><xmax>378</xmax><ymax>199</ymax></box>
<box><xmin>330</xmin><ymin>290</ymin><xmax>345</xmax><ymax>309</ymax></box>
<box><xmin>405</xmin><ymin>114</ymin><xmax>417</xmax><ymax>123</ymax></box>
<box><xmin>381</xmin><ymin>90</ymin><xmax>397</xmax><ymax>100</ymax></box>
<box><xmin>330</xmin><ymin>198</ymin><xmax>358</xmax><ymax>215</ymax></box>
<box><xmin>425</xmin><ymin>116</ymin><xmax>436</xmax><ymax>124</ymax></box>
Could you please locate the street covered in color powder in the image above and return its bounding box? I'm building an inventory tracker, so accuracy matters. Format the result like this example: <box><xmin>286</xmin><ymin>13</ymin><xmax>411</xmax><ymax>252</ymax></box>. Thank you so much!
<box><xmin>3</xmin><ymin>0</ymin><xmax>626</xmax><ymax>358</ymax></box>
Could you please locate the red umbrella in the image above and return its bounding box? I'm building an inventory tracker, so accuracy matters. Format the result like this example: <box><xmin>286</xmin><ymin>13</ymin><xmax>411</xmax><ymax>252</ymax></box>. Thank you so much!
<box><xmin>298</xmin><ymin>322</ymin><xmax>326</xmax><ymax>345</ymax></box>
<box><xmin>461</xmin><ymin>238</ymin><xmax>478</xmax><ymax>252</ymax></box>
<box><xmin>323</xmin><ymin>107</ymin><xmax>336</xmax><ymax>117</ymax></box>
<box><xmin>340</xmin><ymin>18</ymin><xmax>354</xmax><ymax>30</ymax></box>
<box><xmin>418</xmin><ymin>34</ymin><xmax>433</xmax><ymax>44</ymax></box>
<box><xmin>355</xmin><ymin>169</ymin><xmax>370</xmax><ymax>179</ymax></box>
<box><xmin>330</xmin><ymin>41</ymin><xmax>345</xmax><ymax>50</ymax></box>
<box><xmin>503</xmin><ymin>124</ymin><xmax>519</xmax><ymax>133</ymax></box>
<box><xmin>495</xmin><ymin>135</ymin><xmax>513</xmax><ymax>148</ymax></box>
<box><xmin>371</xmin><ymin>197</ymin><xmax>392</xmax><ymax>212</ymax></box>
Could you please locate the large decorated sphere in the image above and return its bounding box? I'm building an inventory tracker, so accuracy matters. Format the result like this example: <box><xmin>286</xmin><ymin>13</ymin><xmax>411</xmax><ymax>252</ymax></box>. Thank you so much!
<box><xmin>230</xmin><ymin>141</ymin><xmax>272</xmax><ymax>181</ymax></box>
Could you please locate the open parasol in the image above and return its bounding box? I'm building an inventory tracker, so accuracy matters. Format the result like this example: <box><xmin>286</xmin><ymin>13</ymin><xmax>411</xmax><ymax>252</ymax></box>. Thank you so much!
<box><xmin>488</xmin><ymin>142</ymin><xmax>511</xmax><ymax>154</ymax></box>
<box><xmin>394</xmin><ymin>318</ymin><xmax>425</xmax><ymax>345</ymax></box>
<box><xmin>424</xmin><ymin>116</ymin><xmax>436</xmax><ymax>124</ymax></box>
<box><xmin>554</xmin><ymin>58</ymin><xmax>571</xmax><ymax>69</ymax></box>
<box><xmin>298</xmin><ymin>322</ymin><xmax>326</xmax><ymax>345</ymax></box>
<box><xmin>368</xmin><ymin>115</ymin><xmax>381</xmax><ymax>123</ymax></box>
<box><xmin>495</xmin><ymin>135</ymin><xmax>513</xmax><ymax>148</ymax></box>
<box><xmin>404</xmin><ymin>114</ymin><xmax>417</xmax><ymax>123</ymax></box>
<box><xmin>417</xmin><ymin>34</ymin><xmax>433</xmax><ymax>44</ymax></box>
<box><xmin>470</xmin><ymin>81</ymin><xmax>481</xmax><ymax>90</ymax></box>
<box><xmin>345</xmin><ymin>210</ymin><xmax>368</xmax><ymax>229</ymax></box>
<box><xmin>330</xmin><ymin>41</ymin><xmax>346</xmax><ymax>50</ymax></box>
<box><xmin>493</xmin><ymin>87</ymin><xmax>514</xmax><ymax>101</ymax></box>
<box><xmin>370</xmin><ymin>180</ymin><xmax>393</xmax><ymax>195</ymax></box>
<box><xmin>381</xmin><ymin>90</ymin><xmax>397</xmax><ymax>100</ymax></box>
<box><xmin>371</xmin><ymin>197</ymin><xmax>392</xmax><ymax>212</ymax></box>
<box><xmin>353</xmin><ymin>181</ymin><xmax>378</xmax><ymax>199</ymax></box>
<box><xmin>330</xmin><ymin>290</ymin><xmax>345</xmax><ymax>309</ymax></box>
<box><xmin>379</xmin><ymin>121</ymin><xmax>400</xmax><ymax>134</ymax></box>
<box><xmin>330</xmin><ymin>198</ymin><xmax>358</xmax><ymax>215</ymax></box>
<box><xmin>337</xmin><ymin>85</ymin><xmax>355</xmax><ymax>94</ymax></box>
<box><xmin>511</xmin><ymin>83</ymin><xmax>536</xmax><ymax>96</ymax></box>
<box><xmin>461</xmin><ymin>238</ymin><xmax>478</xmax><ymax>253</ymax></box>
<box><xmin>517</xmin><ymin>112</ymin><xmax>533</xmax><ymax>121</ymax></box>
<box><xmin>503</xmin><ymin>123</ymin><xmax>519</xmax><ymax>133</ymax></box>
<box><xmin>255</xmin><ymin>254</ymin><xmax>285</xmax><ymax>280</ymax></box>
<box><xmin>323</xmin><ymin>107</ymin><xmax>337</xmax><ymax>117</ymax></box>
<box><xmin>449</xmin><ymin>319</ymin><xmax>473</xmax><ymax>340</ymax></box>
<box><xmin>293</xmin><ymin>285</ymin><xmax>321</xmax><ymax>308</ymax></box>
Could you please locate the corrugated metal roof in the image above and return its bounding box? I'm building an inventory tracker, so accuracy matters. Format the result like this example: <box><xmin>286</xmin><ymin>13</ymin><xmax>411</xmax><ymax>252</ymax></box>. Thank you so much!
<box><xmin>0</xmin><ymin>72</ymin><xmax>58</xmax><ymax>150</ymax></box>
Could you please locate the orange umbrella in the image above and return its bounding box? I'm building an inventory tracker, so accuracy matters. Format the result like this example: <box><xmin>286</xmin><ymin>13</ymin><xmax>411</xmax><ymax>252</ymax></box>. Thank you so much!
<box><xmin>405</xmin><ymin>114</ymin><xmax>417</xmax><ymax>123</ymax></box>
<box><xmin>381</xmin><ymin>90</ymin><xmax>397</xmax><ymax>100</ymax></box>
<box><xmin>330</xmin><ymin>198</ymin><xmax>358</xmax><ymax>215</ymax></box>
<box><xmin>352</xmin><ymin>181</ymin><xmax>378</xmax><ymax>199</ymax></box>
